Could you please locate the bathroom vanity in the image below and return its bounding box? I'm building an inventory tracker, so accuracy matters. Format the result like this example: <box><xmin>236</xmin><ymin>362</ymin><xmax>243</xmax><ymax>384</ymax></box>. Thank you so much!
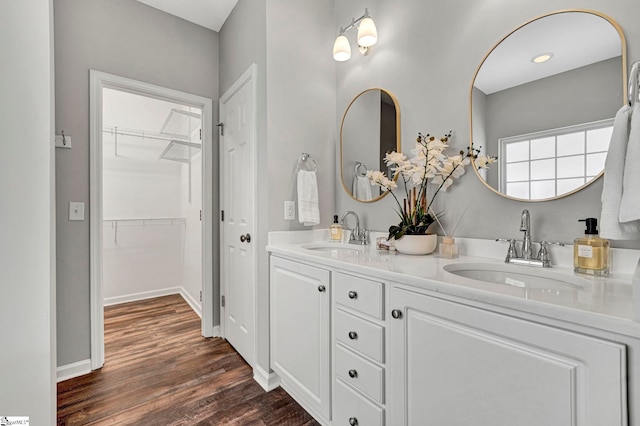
<box><xmin>267</xmin><ymin>231</ymin><xmax>640</xmax><ymax>426</ymax></box>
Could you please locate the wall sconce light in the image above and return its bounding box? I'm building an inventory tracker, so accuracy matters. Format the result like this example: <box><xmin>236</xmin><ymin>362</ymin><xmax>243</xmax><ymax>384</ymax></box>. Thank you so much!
<box><xmin>333</xmin><ymin>8</ymin><xmax>378</xmax><ymax>62</ymax></box>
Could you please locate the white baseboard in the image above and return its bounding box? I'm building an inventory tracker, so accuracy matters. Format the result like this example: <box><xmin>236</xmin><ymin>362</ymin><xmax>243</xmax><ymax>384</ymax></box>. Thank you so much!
<box><xmin>212</xmin><ymin>325</ymin><xmax>220</xmax><ymax>337</ymax></box>
<box><xmin>180</xmin><ymin>287</ymin><xmax>202</xmax><ymax>318</ymax></box>
<box><xmin>253</xmin><ymin>365</ymin><xmax>281</xmax><ymax>392</ymax></box>
<box><xmin>103</xmin><ymin>287</ymin><xmax>182</xmax><ymax>306</ymax></box>
<box><xmin>57</xmin><ymin>359</ymin><xmax>91</xmax><ymax>382</ymax></box>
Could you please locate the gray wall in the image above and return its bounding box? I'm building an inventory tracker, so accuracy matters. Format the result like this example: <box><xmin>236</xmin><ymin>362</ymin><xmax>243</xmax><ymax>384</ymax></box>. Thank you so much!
<box><xmin>54</xmin><ymin>0</ymin><xmax>219</xmax><ymax>367</ymax></box>
<box><xmin>335</xmin><ymin>0</ymin><xmax>640</xmax><ymax>249</ymax></box>
<box><xmin>220</xmin><ymin>0</ymin><xmax>335</xmax><ymax>376</ymax></box>
<box><xmin>0</xmin><ymin>0</ymin><xmax>56</xmax><ymax>422</ymax></box>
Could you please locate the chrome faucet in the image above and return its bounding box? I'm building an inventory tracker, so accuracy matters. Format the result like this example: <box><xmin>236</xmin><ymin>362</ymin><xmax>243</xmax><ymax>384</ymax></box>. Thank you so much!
<box><xmin>497</xmin><ymin>209</ymin><xmax>564</xmax><ymax>267</ymax></box>
<box><xmin>340</xmin><ymin>211</ymin><xmax>369</xmax><ymax>245</ymax></box>
<box><xmin>520</xmin><ymin>209</ymin><xmax>533</xmax><ymax>259</ymax></box>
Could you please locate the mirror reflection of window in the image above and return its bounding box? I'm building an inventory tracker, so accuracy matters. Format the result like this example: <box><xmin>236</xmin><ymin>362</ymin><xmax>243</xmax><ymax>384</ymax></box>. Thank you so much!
<box><xmin>500</xmin><ymin>119</ymin><xmax>614</xmax><ymax>200</ymax></box>
<box><xmin>470</xmin><ymin>10</ymin><xmax>626</xmax><ymax>201</ymax></box>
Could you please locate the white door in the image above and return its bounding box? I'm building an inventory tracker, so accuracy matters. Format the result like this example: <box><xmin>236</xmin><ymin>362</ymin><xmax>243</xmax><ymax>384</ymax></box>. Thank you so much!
<box><xmin>220</xmin><ymin>64</ymin><xmax>256</xmax><ymax>366</ymax></box>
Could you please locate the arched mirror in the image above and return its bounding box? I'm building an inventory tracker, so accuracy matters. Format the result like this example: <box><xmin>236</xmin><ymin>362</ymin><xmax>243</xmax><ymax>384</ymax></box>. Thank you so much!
<box><xmin>340</xmin><ymin>88</ymin><xmax>401</xmax><ymax>202</ymax></box>
<box><xmin>470</xmin><ymin>10</ymin><xmax>627</xmax><ymax>201</ymax></box>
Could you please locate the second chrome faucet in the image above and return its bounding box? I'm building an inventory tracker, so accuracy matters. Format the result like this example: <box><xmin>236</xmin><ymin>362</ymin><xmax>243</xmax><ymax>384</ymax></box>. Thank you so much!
<box><xmin>497</xmin><ymin>209</ymin><xmax>564</xmax><ymax>268</ymax></box>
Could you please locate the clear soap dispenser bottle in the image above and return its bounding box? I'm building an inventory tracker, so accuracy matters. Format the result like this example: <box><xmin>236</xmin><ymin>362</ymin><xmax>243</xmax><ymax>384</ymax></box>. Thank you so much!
<box><xmin>573</xmin><ymin>218</ymin><xmax>609</xmax><ymax>276</ymax></box>
<box><xmin>330</xmin><ymin>215</ymin><xmax>343</xmax><ymax>242</ymax></box>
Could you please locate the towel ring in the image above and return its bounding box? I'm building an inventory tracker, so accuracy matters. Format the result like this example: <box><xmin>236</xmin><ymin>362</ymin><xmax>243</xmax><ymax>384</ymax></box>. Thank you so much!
<box><xmin>297</xmin><ymin>152</ymin><xmax>317</xmax><ymax>171</ymax></box>
<box><xmin>354</xmin><ymin>162</ymin><xmax>368</xmax><ymax>177</ymax></box>
<box><xmin>629</xmin><ymin>60</ymin><xmax>640</xmax><ymax>106</ymax></box>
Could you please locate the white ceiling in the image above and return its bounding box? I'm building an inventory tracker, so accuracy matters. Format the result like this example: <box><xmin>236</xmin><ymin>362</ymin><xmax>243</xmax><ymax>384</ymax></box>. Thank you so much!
<box><xmin>474</xmin><ymin>12</ymin><xmax>621</xmax><ymax>95</ymax></box>
<box><xmin>135</xmin><ymin>0</ymin><xmax>238</xmax><ymax>32</ymax></box>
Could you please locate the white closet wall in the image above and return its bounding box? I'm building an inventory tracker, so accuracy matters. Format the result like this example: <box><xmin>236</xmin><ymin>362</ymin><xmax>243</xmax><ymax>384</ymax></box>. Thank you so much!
<box><xmin>102</xmin><ymin>89</ymin><xmax>202</xmax><ymax>309</ymax></box>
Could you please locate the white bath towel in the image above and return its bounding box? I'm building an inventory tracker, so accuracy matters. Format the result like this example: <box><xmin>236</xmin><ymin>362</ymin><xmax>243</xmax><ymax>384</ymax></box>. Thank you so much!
<box><xmin>297</xmin><ymin>170</ymin><xmax>319</xmax><ymax>226</ymax></box>
<box><xmin>352</xmin><ymin>174</ymin><xmax>372</xmax><ymax>201</ymax></box>
<box><xmin>619</xmin><ymin>102</ymin><xmax>640</xmax><ymax>223</ymax></box>
<box><xmin>600</xmin><ymin>105</ymin><xmax>640</xmax><ymax>240</ymax></box>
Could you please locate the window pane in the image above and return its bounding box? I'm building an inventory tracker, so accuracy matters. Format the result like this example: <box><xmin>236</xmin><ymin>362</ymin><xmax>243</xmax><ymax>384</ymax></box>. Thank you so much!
<box><xmin>506</xmin><ymin>141</ymin><xmax>529</xmax><ymax>163</ymax></box>
<box><xmin>586</xmin><ymin>152</ymin><xmax>607</xmax><ymax>176</ymax></box>
<box><xmin>557</xmin><ymin>155</ymin><xmax>584</xmax><ymax>178</ymax></box>
<box><xmin>531</xmin><ymin>180</ymin><xmax>555</xmax><ymax>199</ymax></box>
<box><xmin>531</xmin><ymin>159</ymin><xmax>555</xmax><ymax>180</ymax></box>
<box><xmin>587</xmin><ymin>127</ymin><xmax>613</xmax><ymax>152</ymax></box>
<box><xmin>558</xmin><ymin>178</ymin><xmax>585</xmax><ymax>194</ymax></box>
<box><xmin>506</xmin><ymin>162</ymin><xmax>529</xmax><ymax>182</ymax></box>
<box><xmin>557</xmin><ymin>132</ymin><xmax>585</xmax><ymax>156</ymax></box>
<box><xmin>530</xmin><ymin>137</ymin><xmax>555</xmax><ymax>160</ymax></box>
<box><xmin>507</xmin><ymin>182</ymin><xmax>529</xmax><ymax>199</ymax></box>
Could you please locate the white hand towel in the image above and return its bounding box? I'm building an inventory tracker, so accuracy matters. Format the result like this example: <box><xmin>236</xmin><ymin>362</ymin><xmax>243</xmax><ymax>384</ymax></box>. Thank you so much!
<box><xmin>600</xmin><ymin>105</ymin><xmax>640</xmax><ymax>240</ymax></box>
<box><xmin>619</xmin><ymin>102</ymin><xmax>640</xmax><ymax>223</ymax></box>
<box><xmin>297</xmin><ymin>170</ymin><xmax>320</xmax><ymax>226</ymax></box>
<box><xmin>352</xmin><ymin>174</ymin><xmax>373</xmax><ymax>201</ymax></box>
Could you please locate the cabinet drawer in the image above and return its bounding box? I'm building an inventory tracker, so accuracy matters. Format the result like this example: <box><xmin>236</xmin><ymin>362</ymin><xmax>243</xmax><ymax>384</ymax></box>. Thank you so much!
<box><xmin>336</xmin><ymin>344</ymin><xmax>384</xmax><ymax>404</ymax></box>
<box><xmin>336</xmin><ymin>309</ymin><xmax>384</xmax><ymax>363</ymax></box>
<box><xmin>335</xmin><ymin>272</ymin><xmax>384</xmax><ymax>320</ymax></box>
<box><xmin>335</xmin><ymin>379</ymin><xmax>384</xmax><ymax>426</ymax></box>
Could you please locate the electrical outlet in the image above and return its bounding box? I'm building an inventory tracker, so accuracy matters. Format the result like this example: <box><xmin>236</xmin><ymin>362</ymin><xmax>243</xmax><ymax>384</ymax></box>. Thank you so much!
<box><xmin>284</xmin><ymin>201</ymin><xmax>295</xmax><ymax>220</ymax></box>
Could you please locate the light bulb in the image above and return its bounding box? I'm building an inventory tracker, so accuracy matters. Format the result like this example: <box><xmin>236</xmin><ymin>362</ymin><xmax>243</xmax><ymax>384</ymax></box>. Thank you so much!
<box><xmin>333</xmin><ymin>34</ymin><xmax>351</xmax><ymax>61</ymax></box>
<box><xmin>357</xmin><ymin>17</ymin><xmax>377</xmax><ymax>48</ymax></box>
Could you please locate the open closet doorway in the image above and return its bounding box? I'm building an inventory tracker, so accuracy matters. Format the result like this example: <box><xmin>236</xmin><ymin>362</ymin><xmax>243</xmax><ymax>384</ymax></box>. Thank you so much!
<box><xmin>90</xmin><ymin>71</ymin><xmax>214</xmax><ymax>370</ymax></box>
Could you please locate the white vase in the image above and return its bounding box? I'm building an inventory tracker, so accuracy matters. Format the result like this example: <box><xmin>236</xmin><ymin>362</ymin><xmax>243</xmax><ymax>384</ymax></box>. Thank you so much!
<box><xmin>393</xmin><ymin>234</ymin><xmax>438</xmax><ymax>255</ymax></box>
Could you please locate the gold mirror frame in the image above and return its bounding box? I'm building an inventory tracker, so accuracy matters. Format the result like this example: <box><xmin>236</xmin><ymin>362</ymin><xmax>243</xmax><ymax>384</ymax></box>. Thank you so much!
<box><xmin>340</xmin><ymin>88</ymin><xmax>401</xmax><ymax>203</ymax></box>
<box><xmin>469</xmin><ymin>9</ymin><xmax>628</xmax><ymax>202</ymax></box>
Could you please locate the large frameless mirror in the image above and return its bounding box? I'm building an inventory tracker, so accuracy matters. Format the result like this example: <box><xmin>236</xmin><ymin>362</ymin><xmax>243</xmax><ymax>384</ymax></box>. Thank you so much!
<box><xmin>340</xmin><ymin>88</ymin><xmax>401</xmax><ymax>202</ymax></box>
<box><xmin>470</xmin><ymin>10</ymin><xmax>627</xmax><ymax>201</ymax></box>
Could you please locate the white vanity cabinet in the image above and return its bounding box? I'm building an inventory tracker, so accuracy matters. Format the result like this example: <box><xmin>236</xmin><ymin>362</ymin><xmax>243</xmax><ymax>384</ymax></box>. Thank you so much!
<box><xmin>270</xmin><ymin>256</ymin><xmax>331</xmax><ymax>422</ymax></box>
<box><xmin>333</xmin><ymin>271</ymin><xmax>386</xmax><ymax>426</ymax></box>
<box><xmin>388</xmin><ymin>285</ymin><xmax>628</xmax><ymax>426</ymax></box>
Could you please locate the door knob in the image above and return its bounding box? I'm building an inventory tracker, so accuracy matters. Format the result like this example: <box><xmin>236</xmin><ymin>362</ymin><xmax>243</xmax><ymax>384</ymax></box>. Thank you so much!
<box><xmin>239</xmin><ymin>233</ymin><xmax>251</xmax><ymax>243</ymax></box>
<box><xmin>391</xmin><ymin>309</ymin><xmax>402</xmax><ymax>319</ymax></box>
<box><xmin>348</xmin><ymin>369</ymin><xmax>358</xmax><ymax>378</ymax></box>
<box><xmin>349</xmin><ymin>417</ymin><xmax>358</xmax><ymax>426</ymax></box>
<box><xmin>318</xmin><ymin>285</ymin><xmax>326</xmax><ymax>293</ymax></box>
<box><xmin>348</xmin><ymin>290</ymin><xmax>358</xmax><ymax>299</ymax></box>
<box><xmin>348</xmin><ymin>331</ymin><xmax>358</xmax><ymax>340</ymax></box>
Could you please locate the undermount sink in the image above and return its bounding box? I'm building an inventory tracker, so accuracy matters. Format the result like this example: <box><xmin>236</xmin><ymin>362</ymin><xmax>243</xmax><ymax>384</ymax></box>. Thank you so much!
<box><xmin>443</xmin><ymin>263</ymin><xmax>588</xmax><ymax>290</ymax></box>
<box><xmin>301</xmin><ymin>242</ymin><xmax>364</xmax><ymax>253</ymax></box>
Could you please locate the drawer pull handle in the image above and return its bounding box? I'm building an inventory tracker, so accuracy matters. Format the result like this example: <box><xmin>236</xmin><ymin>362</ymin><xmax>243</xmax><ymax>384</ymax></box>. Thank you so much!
<box><xmin>348</xmin><ymin>290</ymin><xmax>358</xmax><ymax>299</ymax></box>
<box><xmin>348</xmin><ymin>331</ymin><xmax>358</xmax><ymax>340</ymax></box>
<box><xmin>318</xmin><ymin>285</ymin><xmax>326</xmax><ymax>293</ymax></box>
<box><xmin>349</xmin><ymin>417</ymin><xmax>358</xmax><ymax>426</ymax></box>
<box><xmin>348</xmin><ymin>369</ymin><xmax>358</xmax><ymax>378</ymax></box>
<box><xmin>391</xmin><ymin>309</ymin><xmax>402</xmax><ymax>319</ymax></box>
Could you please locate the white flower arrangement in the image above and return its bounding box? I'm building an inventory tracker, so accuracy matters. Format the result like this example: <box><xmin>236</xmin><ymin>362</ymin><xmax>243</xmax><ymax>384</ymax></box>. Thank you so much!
<box><xmin>367</xmin><ymin>132</ymin><xmax>496</xmax><ymax>240</ymax></box>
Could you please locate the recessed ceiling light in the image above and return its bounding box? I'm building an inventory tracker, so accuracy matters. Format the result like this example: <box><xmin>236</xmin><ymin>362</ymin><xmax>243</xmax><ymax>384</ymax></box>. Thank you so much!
<box><xmin>531</xmin><ymin>52</ymin><xmax>554</xmax><ymax>64</ymax></box>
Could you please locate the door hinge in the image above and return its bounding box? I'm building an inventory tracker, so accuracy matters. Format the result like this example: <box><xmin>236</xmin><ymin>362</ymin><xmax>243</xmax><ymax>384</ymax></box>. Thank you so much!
<box><xmin>216</xmin><ymin>122</ymin><xmax>224</xmax><ymax>136</ymax></box>
<box><xmin>200</xmin><ymin>210</ymin><xmax>202</xmax><ymax>221</ymax></box>
<box><xmin>221</xmin><ymin>210</ymin><xmax>224</xmax><ymax>221</ymax></box>
<box><xmin>199</xmin><ymin>291</ymin><xmax>202</xmax><ymax>302</ymax></box>
<box><xmin>199</xmin><ymin>128</ymin><xmax>202</xmax><ymax>140</ymax></box>
<box><xmin>221</xmin><ymin>295</ymin><xmax>225</xmax><ymax>307</ymax></box>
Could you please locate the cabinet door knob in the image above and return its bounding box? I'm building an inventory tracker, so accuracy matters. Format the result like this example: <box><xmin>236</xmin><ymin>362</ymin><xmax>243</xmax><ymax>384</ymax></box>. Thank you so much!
<box><xmin>348</xmin><ymin>331</ymin><xmax>358</xmax><ymax>340</ymax></box>
<box><xmin>348</xmin><ymin>290</ymin><xmax>357</xmax><ymax>299</ymax></box>
<box><xmin>349</xmin><ymin>417</ymin><xmax>358</xmax><ymax>426</ymax></box>
<box><xmin>318</xmin><ymin>285</ymin><xmax>326</xmax><ymax>293</ymax></box>
<box><xmin>391</xmin><ymin>309</ymin><xmax>402</xmax><ymax>319</ymax></box>
<box><xmin>239</xmin><ymin>233</ymin><xmax>251</xmax><ymax>243</ymax></box>
<box><xmin>348</xmin><ymin>369</ymin><xmax>358</xmax><ymax>378</ymax></box>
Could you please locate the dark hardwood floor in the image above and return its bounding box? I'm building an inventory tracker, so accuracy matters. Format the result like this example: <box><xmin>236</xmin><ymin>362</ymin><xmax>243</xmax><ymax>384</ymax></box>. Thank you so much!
<box><xmin>57</xmin><ymin>295</ymin><xmax>319</xmax><ymax>425</ymax></box>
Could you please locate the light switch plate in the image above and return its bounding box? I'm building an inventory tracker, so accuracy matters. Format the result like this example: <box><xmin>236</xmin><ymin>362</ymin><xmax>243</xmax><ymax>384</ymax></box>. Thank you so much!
<box><xmin>69</xmin><ymin>202</ymin><xmax>85</xmax><ymax>221</ymax></box>
<box><xmin>55</xmin><ymin>135</ymin><xmax>72</xmax><ymax>149</ymax></box>
<box><xmin>284</xmin><ymin>201</ymin><xmax>295</xmax><ymax>220</ymax></box>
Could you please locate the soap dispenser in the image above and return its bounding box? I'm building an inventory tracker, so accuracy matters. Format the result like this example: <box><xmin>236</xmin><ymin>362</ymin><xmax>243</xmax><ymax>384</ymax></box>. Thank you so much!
<box><xmin>574</xmin><ymin>218</ymin><xmax>609</xmax><ymax>276</ymax></box>
<box><xmin>330</xmin><ymin>215</ymin><xmax>343</xmax><ymax>242</ymax></box>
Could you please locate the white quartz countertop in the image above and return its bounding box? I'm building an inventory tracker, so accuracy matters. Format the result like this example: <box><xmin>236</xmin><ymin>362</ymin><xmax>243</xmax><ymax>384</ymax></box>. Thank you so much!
<box><xmin>267</xmin><ymin>230</ymin><xmax>640</xmax><ymax>338</ymax></box>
